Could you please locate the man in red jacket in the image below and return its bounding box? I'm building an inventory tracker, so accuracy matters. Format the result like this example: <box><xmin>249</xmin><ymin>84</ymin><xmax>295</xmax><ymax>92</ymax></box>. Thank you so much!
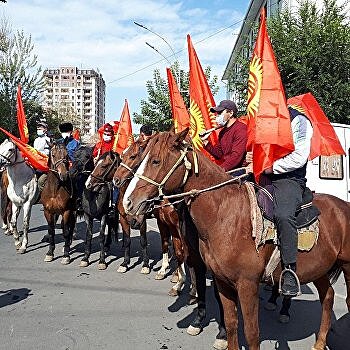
<box><xmin>201</xmin><ymin>100</ymin><xmax>248</xmax><ymax>171</ymax></box>
<box><xmin>93</xmin><ymin>123</ymin><xmax>115</xmax><ymax>160</ymax></box>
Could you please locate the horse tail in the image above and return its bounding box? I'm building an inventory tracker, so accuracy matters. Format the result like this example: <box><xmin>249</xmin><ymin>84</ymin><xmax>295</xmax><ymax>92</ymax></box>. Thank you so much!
<box><xmin>328</xmin><ymin>264</ymin><xmax>342</xmax><ymax>285</ymax></box>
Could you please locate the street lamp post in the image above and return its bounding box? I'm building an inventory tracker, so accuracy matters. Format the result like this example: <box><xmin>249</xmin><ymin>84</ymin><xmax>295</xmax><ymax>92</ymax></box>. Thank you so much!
<box><xmin>134</xmin><ymin>22</ymin><xmax>181</xmax><ymax>91</ymax></box>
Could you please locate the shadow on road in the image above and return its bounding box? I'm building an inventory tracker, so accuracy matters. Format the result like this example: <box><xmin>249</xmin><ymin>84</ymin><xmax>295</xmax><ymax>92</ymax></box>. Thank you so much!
<box><xmin>0</xmin><ymin>288</ymin><xmax>32</xmax><ymax>308</ymax></box>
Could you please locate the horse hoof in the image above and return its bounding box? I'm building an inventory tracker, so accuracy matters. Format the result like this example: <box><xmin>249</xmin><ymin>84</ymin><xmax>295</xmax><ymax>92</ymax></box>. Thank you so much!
<box><xmin>213</xmin><ymin>338</ymin><xmax>228</xmax><ymax>350</ymax></box>
<box><xmin>117</xmin><ymin>265</ymin><xmax>127</xmax><ymax>273</ymax></box>
<box><xmin>155</xmin><ymin>272</ymin><xmax>166</xmax><ymax>280</ymax></box>
<box><xmin>44</xmin><ymin>254</ymin><xmax>54</xmax><ymax>262</ymax></box>
<box><xmin>80</xmin><ymin>260</ymin><xmax>89</xmax><ymax>267</ymax></box>
<box><xmin>4</xmin><ymin>230</ymin><xmax>12</xmax><ymax>236</ymax></box>
<box><xmin>15</xmin><ymin>243</ymin><xmax>21</xmax><ymax>250</ymax></box>
<box><xmin>140</xmin><ymin>266</ymin><xmax>150</xmax><ymax>275</ymax></box>
<box><xmin>264</xmin><ymin>302</ymin><xmax>277</xmax><ymax>311</ymax></box>
<box><xmin>186</xmin><ymin>325</ymin><xmax>202</xmax><ymax>336</ymax></box>
<box><xmin>168</xmin><ymin>288</ymin><xmax>179</xmax><ymax>297</ymax></box>
<box><xmin>61</xmin><ymin>257</ymin><xmax>70</xmax><ymax>265</ymax></box>
<box><xmin>17</xmin><ymin>248</ymin><xmax>26</xmax><ymax>254</ymax></box>
<box><xmin>279</xmin><ymin>314</ymin><xmax>290</xmax><ymax>323</ymax></box>
<box><xmin>98</xmin><ymin>263</ymin><xmax>107</xmax><ymax>270</ymax></box>
<box><xmin>170</xmin><ymin>273</ymin><xmax>179</xmax><ymax>283</ymax></box>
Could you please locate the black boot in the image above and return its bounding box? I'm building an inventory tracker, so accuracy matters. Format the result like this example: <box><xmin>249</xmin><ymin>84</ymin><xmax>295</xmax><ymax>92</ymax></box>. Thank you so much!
<box><xmin>76</xmin><ymin>198</ymin><xmax>84</xmax><ymax>216</ymax></box>
<box><xmin>107</xmin><ymin>204</ymin><xmax>117</xmax><ymax>220</ymax></box>
<box><xmin>279</xmin><ymin>263</ymin><xmax>301</xmax><ymax>297</ymax></box>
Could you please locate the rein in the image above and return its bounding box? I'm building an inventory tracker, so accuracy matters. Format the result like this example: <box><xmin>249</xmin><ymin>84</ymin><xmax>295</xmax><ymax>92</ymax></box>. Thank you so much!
<box><xmin>0</xmin><ymin>146</ymin><xmax>25</xmax><ymax>166</ymax></box>
<box><xmin>90</xmin><ymin>156</ymin><xmax>119</xmax><ymax>186</ymax></box>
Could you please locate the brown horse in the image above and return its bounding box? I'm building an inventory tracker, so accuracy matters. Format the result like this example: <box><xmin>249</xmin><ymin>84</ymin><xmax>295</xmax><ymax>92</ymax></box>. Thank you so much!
<box><xmin>1</xmin><ymin>169</ymin><xmax>12</xmax><ymax>235</ymax></box>
<box><xmin>41</xmin><ymin>142</ymin><xmax>76</xmax><ymax>265</ymax></box>
<box><xmin>113</xmin><ymin>138</ymin><xmax>190</xmax><ymax>297</ymax></box>
<box><xmin>122</xmin><ymin>129</ymin><xmax>350</xmax><ymax>350</ymax></box>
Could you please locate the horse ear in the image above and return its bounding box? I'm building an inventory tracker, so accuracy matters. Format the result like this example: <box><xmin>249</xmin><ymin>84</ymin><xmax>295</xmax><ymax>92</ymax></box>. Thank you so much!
<box><xmin>169</xmin><ymin>125</ymin><xmax>176</xmax><ymax>133</ymax></box>
<box><xmin>173</xmin><ymin>127</ymin><xmax>189</xmax><ymax>146</ymax></box>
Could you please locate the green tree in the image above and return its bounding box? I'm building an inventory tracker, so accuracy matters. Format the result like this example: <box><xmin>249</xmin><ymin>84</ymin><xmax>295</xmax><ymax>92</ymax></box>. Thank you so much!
<box><xmin>229</xmin><ymin>0</ymin><xmax>350</xmax><ymax>123</ymax></box>
<box><xmin>0</xmin><ymin>18</ymin><xmax>44</xmax><ymax>141</ymax></box>
<box><xmin>133</xmin><ymin>61</ymin><xmax>219</xmax><ymax>131</ymax></box>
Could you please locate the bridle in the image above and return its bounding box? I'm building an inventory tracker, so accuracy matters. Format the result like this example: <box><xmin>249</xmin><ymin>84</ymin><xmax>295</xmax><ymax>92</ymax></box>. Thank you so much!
<box><xmin>90</xmin><ymin>154</ymin><xmax>120</xmax><ymax>186</ymax></box>
<box><xmin>118</xmin><ymin>144</ymin><xmax>146</xmax><ymax>183</ymax></box>
<box><xmin>0</xmin><ymin>145</ymin><xmax>23</xmax><ymax>166</ymax></box>
<box><xmin>131</xmin><ymin>144</ymin><xmax>196</xmax><ymax>198</ymax></box>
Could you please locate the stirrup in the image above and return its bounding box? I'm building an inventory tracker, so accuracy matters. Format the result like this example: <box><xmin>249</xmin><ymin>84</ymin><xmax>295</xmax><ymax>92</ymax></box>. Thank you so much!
<box><xmin>278</xmin><ymin>267</ymin><xmax>302</xmax><ymax>297</ymax></box>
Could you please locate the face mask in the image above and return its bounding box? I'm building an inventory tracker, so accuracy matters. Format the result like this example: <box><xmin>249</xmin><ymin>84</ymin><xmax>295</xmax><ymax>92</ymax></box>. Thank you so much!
<box><xmin>215</xmin><ymin>114</ymin><xmax>226</xmax><ymax>126</ymax></box>
<box><xmin>103</xmin><ymin>135</ymin><xmax>112</xmax><ymax>142</ymax></box>
<box><xmin>37</xmin><ymin>130</ymin><xmax>45</xmax><ymax>136</ymax></box>
<box><xmin>61</xmin><ymin>132</ymin><xmax>70</xmax><ymax>139</ymax></box>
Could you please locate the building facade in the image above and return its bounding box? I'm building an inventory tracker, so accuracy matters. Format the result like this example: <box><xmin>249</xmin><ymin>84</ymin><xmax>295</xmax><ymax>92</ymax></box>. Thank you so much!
<box><xmin>43</xmin><ymin>66</ymin><xmax>105</xmax><ymax>137</ymax></box>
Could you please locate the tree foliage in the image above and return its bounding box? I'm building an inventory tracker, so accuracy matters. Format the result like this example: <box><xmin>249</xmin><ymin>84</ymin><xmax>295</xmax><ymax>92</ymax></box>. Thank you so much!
<box><xmin>133</xmin><ymin>61</ymin><xmax>219</xmax><ymax>131</ymax></box>
<box><xmin>229</xmin><ymin>0</ymin><xmax>350</xmax><ymax>123</ymax></box>
<box><xmin>0</xmin><ymin>17</ymin><xmax>45</xmax><ymax>142</ymax></box>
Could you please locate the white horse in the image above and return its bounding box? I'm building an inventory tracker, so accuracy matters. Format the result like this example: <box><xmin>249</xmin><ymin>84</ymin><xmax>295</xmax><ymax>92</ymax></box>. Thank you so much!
<box><xmin>0</xmin><ymin>139</ymin><xmax>39</xmax><ymax>253</ymax></box>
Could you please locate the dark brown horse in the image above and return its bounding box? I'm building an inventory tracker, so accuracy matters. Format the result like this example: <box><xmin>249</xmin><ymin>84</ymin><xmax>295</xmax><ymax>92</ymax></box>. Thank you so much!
<box><xmin>41</xmin><ymin>143</ymin><xmax>76</xmax><ymax>265</ymax></box>
<box><xmin>1</xmin><ymin>169</ymin><xmax>12</xmax><ymax>235</ymax></box>
<box><xmin>85</xmin><ymin>150</ymin><xmax>150</xmax><ymax>275</ymax></box>
<box><xmin>122</xmin><ymin>129</ymin><xmax>350</xmax><ymax>350</ymax></box>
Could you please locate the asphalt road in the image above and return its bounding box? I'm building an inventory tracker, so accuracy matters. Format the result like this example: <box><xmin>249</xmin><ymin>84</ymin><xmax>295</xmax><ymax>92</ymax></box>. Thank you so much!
<box><xmin>0</xmin><ymin>204</ymin><xmax>348</xmax><ymax>350</ymax></box>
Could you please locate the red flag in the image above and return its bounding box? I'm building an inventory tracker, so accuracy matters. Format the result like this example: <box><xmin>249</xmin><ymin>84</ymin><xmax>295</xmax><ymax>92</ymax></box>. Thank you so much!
<box><xmin>0</xmin><ymin>127</ymin><xmax>48</xmax><ymax>172</ymax></box>
<box><xmin>113</xmin><ymin>100</ymin><xmax>134</xmax><ymax>154</ymax></box>
<box><xmin>187</xmin><ymin>34</ymin><xmax>218</xmax><ymax>153</ymax></box>
<box><xmin>72</xmin><ymin>128</ymin><xmax>80</xmax><ymax>141</ymax></box>
<box><xmin>167</xmin><ymin>68</ymin><xmax>190</xmax><ymax>132</ymax></box>
<box><xmin>247</xmin><ymin>8</ymin><xmax>294</xmax><ymax>181</ymax></box>
<box><xmin>287</xmin><ymin>93</ymin><xmax>345</xmax><ymax>159</ymax></box>
<box><xmin>17</xmin><ymin>84</ymin><xmax>29</xmax><ymax>143</ymax></box>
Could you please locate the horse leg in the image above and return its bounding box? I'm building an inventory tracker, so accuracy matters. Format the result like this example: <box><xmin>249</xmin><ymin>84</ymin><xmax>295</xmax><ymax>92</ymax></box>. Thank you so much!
<box><xmin>44</xmin><ymin>211</ymin><xmax>56</xmax><ymax>262</ymax></box>
<box><xmin>61</xmin><ymin>211</ymin><xmax>73</xmax><ymax>265</ymax></box>
<box><xmin>215</xmin><ymin>278</ymin><xmax>239</xmax><ymax>350</ymax></box>
<box><xmin>10</xmin><ymin>203</ymin><xmax>21</xmax><ymax>250</ymax></box>
<box><xmin>188</xmin><ymin>266</ymin><xmax>198</xmax><ymax>305</ymax></box>
<box><xmin>212</xmin><ymin>278</ymin><xmax>228</xmax><ymax>350</ymax></box>
<box><xmin>155</xmin><ymin>218</ymin><xmax>170</xmax><ymax>280</ymax></box>
<box><xmin>139</xmin><ymin>219</ymin><xmax>150</xmax><ymax>274</ymax></box>
<box><xmin>117</xmin><ymin>215</ymin><xmax>131</xmax><ymax>273</ymax></box>
<box><xmin>186</xmin><ymin>259</ymin><xmax>207</xmax><ymax>336</ymax></box>
<box><xmin>312</xmin><ymin>275</ymin><xmax>335</xmax><ymax>350</ymax></box>
<box><xmin>97</xmin><ymin>215</ymin><xmax>108</xmax><ymax>270</ymax></box>
<box><xmin>80</xmin><ymin>214</ymin><xmax>93</xmax><ymax>267</ymax></box>
<box><xmin>341</xmin><ymin>263</ymin><xmax>350</xmax><ymax>311</ymax></box>
<box><xmin>237</xmin><ymin>280</ymin><xmax>260</xmax><ymax>350</ymax></box>
<box><xmin>17</xmin><ymin>201</ymin><xmax>33</xmax><ymax>254</ymax></box>
<box><xmin>169</xmin><ymin>234</ymin><xmax>186</xmax><ymax>297</ymax></box>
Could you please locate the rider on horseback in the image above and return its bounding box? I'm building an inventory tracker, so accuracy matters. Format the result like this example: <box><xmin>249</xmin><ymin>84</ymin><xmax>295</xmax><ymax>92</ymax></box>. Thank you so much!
<box><xmin>248</xmin><ymin>106</ymin><xmax>313</xmax><ymax>297</ymax></box>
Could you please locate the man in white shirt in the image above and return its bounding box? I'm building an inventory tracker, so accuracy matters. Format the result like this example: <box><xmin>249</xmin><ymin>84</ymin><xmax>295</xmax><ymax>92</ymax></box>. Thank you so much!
<box><xmin>33</xmin><ymin>121</ymin><xmax>50</xmax><ymax>156</ymax></box>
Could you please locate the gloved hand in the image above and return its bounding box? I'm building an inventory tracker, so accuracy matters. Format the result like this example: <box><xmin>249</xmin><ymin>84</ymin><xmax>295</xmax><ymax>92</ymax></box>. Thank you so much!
<box><xmin>245</xmin><ymin>151</ymin><xmax>253</xmax><ymax>163</ymax></box>
<box><xmin>245</xmin><ymin>162</ymin><xmax>253</xmax><ymax>174</ymax></box>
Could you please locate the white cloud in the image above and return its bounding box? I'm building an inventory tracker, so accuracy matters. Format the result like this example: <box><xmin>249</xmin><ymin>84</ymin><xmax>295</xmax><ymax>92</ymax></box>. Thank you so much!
<box><xmin>2</xmin><ymin>0</ymin><xmax>246</xmax><ymax>117</ymax></box>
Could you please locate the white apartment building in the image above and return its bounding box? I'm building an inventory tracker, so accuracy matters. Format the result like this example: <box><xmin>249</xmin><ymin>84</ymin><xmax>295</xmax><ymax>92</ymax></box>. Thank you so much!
<box><xmin>43</xmin><ymin>66</ymin><xmax>105</xmax><ymax>137</ymax></box>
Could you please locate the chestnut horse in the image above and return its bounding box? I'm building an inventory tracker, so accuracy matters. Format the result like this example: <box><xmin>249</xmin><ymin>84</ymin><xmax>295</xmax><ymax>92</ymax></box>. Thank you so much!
<box><xmin>41</xmin><ymin>143</ymin><xmax>76</xmax><ymax>265</ymax></box>
<box><xmin>122</xmin><ymin>129</ymin><xmax>350</xmax><ymax>350</ymax></box>
<box><xmin>113</xmin><ymin>137</ymin><xmax>227</xmax><ymax>349</ymax></box>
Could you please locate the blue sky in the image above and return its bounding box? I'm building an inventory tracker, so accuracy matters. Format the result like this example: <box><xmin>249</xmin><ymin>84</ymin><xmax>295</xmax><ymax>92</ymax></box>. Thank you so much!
<box><xmin>2</xmin><ymin>0</ymin><xmax>250</xmax><ymax>133</ymax></box>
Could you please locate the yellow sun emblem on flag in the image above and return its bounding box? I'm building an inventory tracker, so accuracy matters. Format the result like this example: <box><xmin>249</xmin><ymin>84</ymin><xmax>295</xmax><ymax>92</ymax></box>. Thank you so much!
<box><xmin>24</xmin><ymin>125</ymin><xmax>29</xmax><ymax>138</ymax></box>
<box><xmin>190</xmin><ymin>99</ymin><xmax>206</xmax><ymax>149</ymax></box>
<box><xmin>247</xmin><ymin>54</ymin><xmax>263</xmax><ymax>119</ymax></box>
<box><xmin>288</xmin><ymin>104</ymin><xmax>306</xmax><ymax>114</ymax></box>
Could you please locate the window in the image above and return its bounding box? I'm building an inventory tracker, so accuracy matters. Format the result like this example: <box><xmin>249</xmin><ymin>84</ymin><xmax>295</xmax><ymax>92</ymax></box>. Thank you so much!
<box><xmin>319</xmin><ymin>155</ymin><xmax>344</xmax><ymax>179</ymax></box>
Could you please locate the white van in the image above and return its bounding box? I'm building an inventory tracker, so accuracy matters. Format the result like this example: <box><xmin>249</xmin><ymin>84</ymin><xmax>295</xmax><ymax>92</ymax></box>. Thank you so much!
<box><xmin>306</xmin><ymin>123</ymin><xmax>350</xmax><ymax>202</ymax></box>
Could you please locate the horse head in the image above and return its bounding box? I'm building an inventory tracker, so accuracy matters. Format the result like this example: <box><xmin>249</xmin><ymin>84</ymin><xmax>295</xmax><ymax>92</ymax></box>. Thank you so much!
<box><xmin>49</xmin><ymin>142</ymin><xmax>70</xmax><ymax>181</ymax></box>
<box><xmin>113</xmin><ymin>136</ymin><xmax>151</xmax><ymax>188</ymax></box>
<box><xmin>123</xmin><ymin>128</ymin><xmax>189</xmax><ymax>216</ymax></box>
<box><xmin>0</xmin><ymin>139</ymin><xmax>17</xmax><ymax>167</ymax></box>
<box><xmin>69</xmin><ymin>145</ymin><xmax>94</xmax><ymax>179</ymax></box>
<box><xmin>85</xmin><ymin>151</ymin><xmax>120</xmax><ymax>191</ymax></box>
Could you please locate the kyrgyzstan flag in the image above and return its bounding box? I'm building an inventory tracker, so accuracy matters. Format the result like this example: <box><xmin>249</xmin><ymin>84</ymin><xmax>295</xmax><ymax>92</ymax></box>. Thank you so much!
<box><xmin>187</xmin><ymin>34</ymin><xmax>218</xmax><ymax>152</ymax></box>
<box><xmin>0</xmin><ymin>127</ymin><xmax>48</xmax><ymax>172</ymax></box>
<box><xmin>287</xmin><ymin>93</ymin><xmax>345</xmax><ymax>159</ymax></box>
<box><xmin>247</xmin><ymin>8</ymin><xmax>294</xmax><ymax>182</ymax></box>
<box><xmin>17</xmin><ymin>84</ymin><xmax>29</xmax><ymax>143</ymax></box>
<box><xmin>166</xmin><ymin>68</ymin><xmax>190</xmax><ymax>132</ymax></box>
<box><xmin>113</xmin><ymin>99</ymin><xmax>134</xmax><ymax>154</ymax></box>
